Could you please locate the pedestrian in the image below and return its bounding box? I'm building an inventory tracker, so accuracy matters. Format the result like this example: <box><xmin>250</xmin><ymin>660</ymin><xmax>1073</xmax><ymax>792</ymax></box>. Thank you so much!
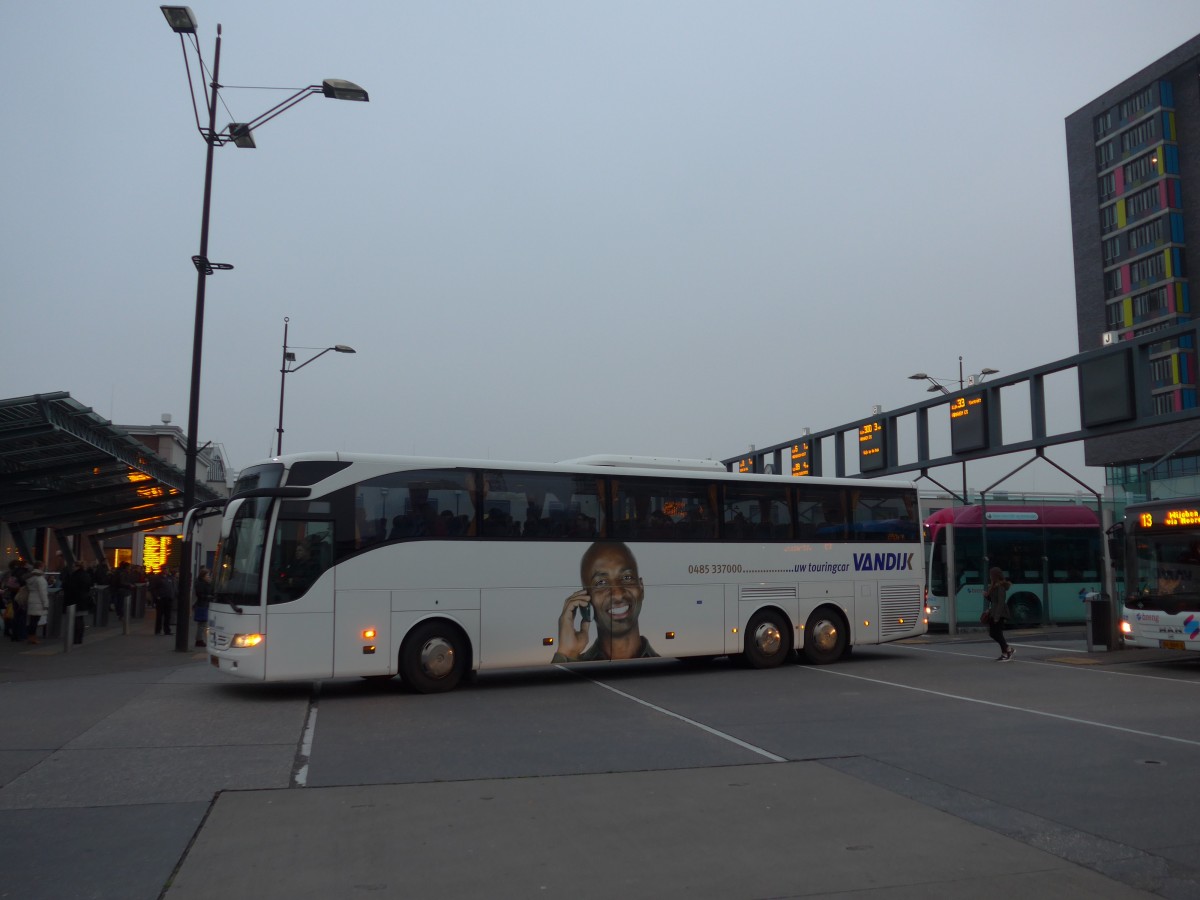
<box><xmin>150</xmin><ymin>569</ymin><xmax>176</xmax><ymax>636</ymax></box>
<box><xmin>193</xmin><ymin>567</ymin><xmax>212</xmax><ymax>648</ymax></box>
<box><xmin>2</xmin><ymin>561</ymin><xmax>20</xmax><ymax>641</ymax></box>
<box><xmin>23</xmin><ymin>562</ymin><xmax>50</xmax><ymax>645</ymax></box>
<box><xmin>110</xmin><ymin>562</ymin><xmax>131</xmax><ymax>620</ymax></box>
<box><xmin>984</xmin><ymin>566</ymin><xmax>1014</xmax><ymax>661</ymax></box>
<box><xmin>63</xmin><ymin>561</ymin><xmax>94</xmax><ymax>644</ymax></box>
<box><xmin>8</xmin><ymin>562</ymin><xmax>29</xmax><ymax>641</ymax></box>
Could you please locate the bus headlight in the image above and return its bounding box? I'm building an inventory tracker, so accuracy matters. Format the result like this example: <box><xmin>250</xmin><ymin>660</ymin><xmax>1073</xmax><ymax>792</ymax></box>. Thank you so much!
<box><xmin>1120</xmin><ymin>620</ymin><xmax>1133</xmax><ymax>636</ymax></box>
<box><xmin>231</xmin><ymin>633</ymin><xmax>265</xmax><ymax>648</ymax></box>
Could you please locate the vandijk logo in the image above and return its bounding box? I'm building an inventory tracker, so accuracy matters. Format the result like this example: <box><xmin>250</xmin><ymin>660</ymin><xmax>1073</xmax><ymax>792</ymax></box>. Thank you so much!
<box><xmin>853</xmin><ymin>552</ymin><xmax>915</xmax><ymax>572</ymax></box>
<box><xmin>1185</xmin><ymin>614</ymin><xmax>1200</xmax><ymax>640</ymax></box>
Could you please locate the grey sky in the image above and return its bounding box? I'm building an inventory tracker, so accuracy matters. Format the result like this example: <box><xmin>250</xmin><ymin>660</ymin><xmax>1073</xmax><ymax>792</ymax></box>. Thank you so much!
<box><xmin>5</xmin><ymin>2</ymin><xmax>1200</xmax><ymax>495</ymax></box>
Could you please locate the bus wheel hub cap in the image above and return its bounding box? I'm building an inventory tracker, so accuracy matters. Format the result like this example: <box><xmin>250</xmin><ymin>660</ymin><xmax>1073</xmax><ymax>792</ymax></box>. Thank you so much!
<box><xmin>421</xmin><ymin>638</ymin><xmax>455</xmax><ymax>678</ymax></box>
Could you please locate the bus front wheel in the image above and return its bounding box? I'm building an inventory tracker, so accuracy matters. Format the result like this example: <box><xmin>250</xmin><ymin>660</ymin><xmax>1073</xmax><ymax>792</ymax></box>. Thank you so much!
<box><xmin>742</xmin><ymin>609</ymin><xmax>793</xmax><ymax>669</ymax></box>
<box><xmin>802</xmin><ymin>607</ymin><xmax>847</xmax><ymax>665</ymax></box>
<box><xmin>401</xmin><ymin>621</ymin><xmax>467</xmax><ymax>694</ymax></box>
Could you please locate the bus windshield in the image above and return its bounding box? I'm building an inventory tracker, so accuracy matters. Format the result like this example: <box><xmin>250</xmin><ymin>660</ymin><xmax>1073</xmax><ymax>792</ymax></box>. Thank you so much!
<box><xmin>213</xmin><ymin>497</ymin><xmax>273</xmax><ymax>608</ymax></box>
<box><xmin>1131</xmin><ymin>534</ymin><xmax>1200</xmax><ymax>605</ymax></box>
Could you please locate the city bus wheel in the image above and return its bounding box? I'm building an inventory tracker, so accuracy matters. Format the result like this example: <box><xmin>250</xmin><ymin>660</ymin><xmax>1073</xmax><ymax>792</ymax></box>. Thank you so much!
<box><xmin>400</xmin><ymin>622</ymin><xmax>466</xmax><ymax>694</ymax></box>
<box><xmin>802</xmin><ymin>607</ymin><xmax>847</xmax><ymax>665</ymax></box>
<box><xmin>742</xmin><ymin>610</ymin><xmax>793</xmax><ymax>669</ymax></box>
<box><xmin>1007</xmin><ymin>593</ymin><xmax>1041</xmax><ymax>626</ymax></box>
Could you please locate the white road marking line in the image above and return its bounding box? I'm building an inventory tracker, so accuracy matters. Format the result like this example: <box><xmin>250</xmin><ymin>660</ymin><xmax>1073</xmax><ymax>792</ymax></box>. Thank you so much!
<box><xmin>803</xmin><ymin>666</ymin><xmax>1200</xmax><ymax>747</ymax></box>
<box><xmin>292</xmin><ymin>687</ymin><xmax>321</xmax><ymax>787</ymax></box>
<box><xmin>584</xmin><ymin>676</ymin><xmax>786</xmax><ymax>762</ymax></box>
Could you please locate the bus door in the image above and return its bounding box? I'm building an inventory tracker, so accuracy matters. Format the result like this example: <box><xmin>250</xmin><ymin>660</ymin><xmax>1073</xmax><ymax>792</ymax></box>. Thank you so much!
<box><xmin>334</xmin><ymin>589</ymin><xmax>391</xmax><ymax>677</ymax></box>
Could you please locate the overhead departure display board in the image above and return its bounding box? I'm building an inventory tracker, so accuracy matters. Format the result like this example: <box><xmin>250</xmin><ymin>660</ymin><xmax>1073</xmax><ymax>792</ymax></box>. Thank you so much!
<box><xmin>737</xmin><ymin>457</ymin><xmax>755</xmax><ymax>473</ymax></box>
<box><xmin>949</xmin><ymin>392</ymin><xmax>987</xmax><ymax>453</ymax></box>
<box><xmin>858</xmin><ymin>421</ymin><xmax>886</xmax><ymax>472</ymax></box>
<box><xmin>791</xmin><ymin>441</ymin><xmax>811</xmax><ymax>477</ymax></box>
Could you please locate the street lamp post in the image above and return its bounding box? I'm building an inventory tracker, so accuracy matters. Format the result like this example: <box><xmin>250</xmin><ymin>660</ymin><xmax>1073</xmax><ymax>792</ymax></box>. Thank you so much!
<box><xmin>161</xmin><ymin>5</ymin><xmax>368</xmax><ymax>652</ymax></box>
<box><xmin>908</xmin><ymin>357</ymin><xmax>999</xmax><ymax>503</ymax></box>
<box><xmin>276</xmin><ymin>317</ymin><xmax>356</xmax><ymax>456</ymax></box>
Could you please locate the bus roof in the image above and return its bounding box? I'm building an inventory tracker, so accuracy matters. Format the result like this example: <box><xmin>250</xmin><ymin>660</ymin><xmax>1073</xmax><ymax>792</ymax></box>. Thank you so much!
<box><xmin>258</xmin><ymin>451</ymin><xmax>918</xmax><ymax>490</ymax></box>
<box><xmin>923</xmin><ymin>504</ymin><xmax>1099</xmax><ymax>528</ymax></box>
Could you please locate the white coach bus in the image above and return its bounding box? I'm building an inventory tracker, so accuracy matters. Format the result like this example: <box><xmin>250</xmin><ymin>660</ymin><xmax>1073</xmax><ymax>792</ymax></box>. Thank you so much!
<box><xmin>203</xmin><ymin>453</ymin><xmax>926</xmax><ymax>692</ymax></box>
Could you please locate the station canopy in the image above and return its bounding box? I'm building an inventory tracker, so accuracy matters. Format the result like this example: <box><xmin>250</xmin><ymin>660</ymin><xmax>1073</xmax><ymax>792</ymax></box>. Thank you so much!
<box><xmin>0</xmin><ymin>393</ymin><xmax>221</xmax><ymax>539</ymax></box>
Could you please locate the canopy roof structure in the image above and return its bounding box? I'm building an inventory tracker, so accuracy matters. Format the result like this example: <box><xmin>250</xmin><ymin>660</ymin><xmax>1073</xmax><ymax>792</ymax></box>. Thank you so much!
<box><xmin>0</xmin><ymin>393</ymin><xmax>221</xmax><ymax>539</ymax></box>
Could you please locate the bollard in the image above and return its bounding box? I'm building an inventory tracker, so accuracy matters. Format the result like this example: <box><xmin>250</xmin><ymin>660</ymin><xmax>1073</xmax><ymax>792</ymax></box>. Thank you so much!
<box><xmin>63</xmin><ymin>603</ymin><xmax>75</xmax><ymax>653</ymax></box>
<box><xmin>123</xmin><ymin>593</ymin><xmax>130</xmax><ymax>636</ymax></box>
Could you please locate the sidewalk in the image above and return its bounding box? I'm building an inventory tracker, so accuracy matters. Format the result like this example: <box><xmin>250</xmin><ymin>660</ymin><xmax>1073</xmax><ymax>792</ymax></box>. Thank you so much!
<box><xmin>0</xmin><ymin>606</ymin><xmax>206</xmax><ymax>682</ymax></box>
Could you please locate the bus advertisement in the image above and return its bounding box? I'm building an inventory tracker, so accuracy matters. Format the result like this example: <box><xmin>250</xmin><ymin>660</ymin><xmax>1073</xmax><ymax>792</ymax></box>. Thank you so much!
<box><xmin>923</xmin><ymin>505</ymin><xmax>1104</xmax><ymax>629</ymax></box>
<box><xmin>1123</xmin><ymin>497</ymin><xmax>1200</xmax><ymax>652</ymax></box>
<box><xmin>203</xmin><ymin>453</ymin><xmax>927</xmax><ymax>691</ymax></box>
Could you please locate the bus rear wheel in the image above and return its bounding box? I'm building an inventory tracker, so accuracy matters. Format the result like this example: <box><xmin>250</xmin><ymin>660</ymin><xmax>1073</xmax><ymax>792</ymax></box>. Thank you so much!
<box><xmin>401</xmin><ymin>622</ymin><xmax>467</xmax><ymax>694</ymax></box>
<box><xmin>802</xmin><ymin>607</ymin><xmax>847</xmax><ymax>665</ymax></box>
<box><xmin>1007</xmin><ymin>593</ymin><xmax>1041</xmax><ymax>626</ymax></box>
<box><xmin>742</xmin><ymin>609</ymin><xmax>793</xmax><ymax>669</ymax></box>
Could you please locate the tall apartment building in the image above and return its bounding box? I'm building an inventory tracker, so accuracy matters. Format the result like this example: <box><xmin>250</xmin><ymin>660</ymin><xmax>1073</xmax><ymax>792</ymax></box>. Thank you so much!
<box><xmin>1066</xmin><ymin>34</ymin><xmax>1200</xmax><ymax>489</ymax></box>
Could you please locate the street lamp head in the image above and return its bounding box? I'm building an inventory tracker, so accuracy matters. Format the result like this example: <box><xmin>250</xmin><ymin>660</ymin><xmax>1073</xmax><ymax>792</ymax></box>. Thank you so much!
<box><xmin>908</xmin><ymin>372</ymin><xmax>928</xmax><ymax>380</ymax></box>
<box><xmin>160</xmin><ymin>5</ymin><xmax>198</xmax><ymax>34</ymax></box>
<box><xmin>980</xmin><ymin>367</ymin><xmax>1000</xmax><ymax>376</ymax></box>
<box><xmin>321</xmin><ymin>79</ymin><xmax>370</xmax><ymax>102</ymax></box>
<box><xmin>228</xmin><ymin>124</ymin><xmax>257</xmax><ymax>149</ymax></box>
<box><xmin>334</xmin><ymin>345</ymin><xmax>356</xmax><ymax>354</ymax></box>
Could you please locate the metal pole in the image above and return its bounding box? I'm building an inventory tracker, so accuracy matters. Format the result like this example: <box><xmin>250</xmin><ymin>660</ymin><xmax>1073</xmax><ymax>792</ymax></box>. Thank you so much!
<box><xmin>178</xmin><ymin>25</ymin><xmax>223</xmax><ymax>654</ymax></box>
<box><xmin>63</xmin><ymin>603</ymin><xmax>75</xmax><ymax>653</ymax></box>
<box><xmin>277</xmin><ymin>317</ymin><xmax>289</xmax><ymax>456</ymax></box>
<box><xmin>1101</xmin><ymin>505</ymin><xmax>1119</xmax><ymax>651</ymax></box>
<box><xmin>946</xmin><ymin>523</ymin><xmax>958</xmax><ymax>635</ymax></box>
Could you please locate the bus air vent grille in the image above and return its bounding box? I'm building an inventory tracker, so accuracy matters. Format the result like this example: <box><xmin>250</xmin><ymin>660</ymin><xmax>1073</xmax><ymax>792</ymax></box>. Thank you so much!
<box><xmin>879</xmin><ymin>585</ymin><xmax>923</xmax><ymax>636</ymax></box>
<box><xmin>739</xmin><ymin>585</ymin><xmax>798</xmax><ymax>603</ymax></box>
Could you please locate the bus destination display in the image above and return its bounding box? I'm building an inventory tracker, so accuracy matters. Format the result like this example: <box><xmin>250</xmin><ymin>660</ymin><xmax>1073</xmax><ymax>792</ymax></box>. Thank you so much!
<box><xmin>791</xmin><ymin>441</ymin><xmax>811</xmax><ymax>477</ymax></box>
<box><xmin>949</xmin><ymin>392</ymin><xmax>987</xmax><ymax>453</ymax></box>
<box><xmin>859</xmin><ymin>421</ymin><xmax>886</xmax><ymax>472</ymax></box>
<box><xmin>1137</xmin><ymin>508</ymin><xmax>1200</xmax><ymax>528</ymax></box>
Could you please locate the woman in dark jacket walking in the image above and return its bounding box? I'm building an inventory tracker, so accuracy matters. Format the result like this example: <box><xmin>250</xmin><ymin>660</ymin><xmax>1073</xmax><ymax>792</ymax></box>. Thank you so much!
<box><xmin>984</xmin><ymin>566</ymin><xmax>1014</xmax><ymax>661</ymax></box>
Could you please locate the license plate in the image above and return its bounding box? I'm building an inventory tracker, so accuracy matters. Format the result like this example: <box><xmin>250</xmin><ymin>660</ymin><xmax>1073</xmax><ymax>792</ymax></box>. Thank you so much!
<box><xmin>1161</xmin><ymin>640</ymin><xmax>1186</xmax><ymax>650</ymax></box>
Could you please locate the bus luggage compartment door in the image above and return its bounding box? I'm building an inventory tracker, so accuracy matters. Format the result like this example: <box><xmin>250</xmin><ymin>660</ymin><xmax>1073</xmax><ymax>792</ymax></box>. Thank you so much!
<box><xmin>334</xmin><ymin>590</ymin><xmax>392</xmax><ymax>676</ymax></box>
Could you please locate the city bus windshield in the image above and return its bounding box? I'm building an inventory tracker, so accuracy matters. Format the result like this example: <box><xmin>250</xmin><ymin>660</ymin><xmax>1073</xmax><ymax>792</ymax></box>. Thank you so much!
<box><xmin>1132</xmin><ymin>534</ymin><xmax>1200</xmax><ymax>604</ymax></box>
<box><xmin>213</xmin><ymin>497</ymin><xmax>272</xmax><ymax>607</ymax></box>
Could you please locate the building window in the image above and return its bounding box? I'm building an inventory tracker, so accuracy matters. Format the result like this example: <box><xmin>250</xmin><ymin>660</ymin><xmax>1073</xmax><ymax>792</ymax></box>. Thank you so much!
<box><xmin>1128</xmin><ymin>216</ymin><xmax>1165</xmax><ymax>252</ymax></box>
<box><xmin>1133</xmin><ymin>287</ymin><xmax>1168</xmax><ymax>322</ymax></box>
<box><xmin>1129</xmin><ymin>253</ymin><xmax>1165</xmax><ymax>285</ymax></box>
<box><xmin>1096</xmin><ymin>139</ymin><xmax>1116</xmax><ymax>168</ymax></box>
<box><xmin>1123</xmin><ymin>150</ymin><xmax>1158</xmax><ymax>186</ymax></box>
<box><xmin>1103</xmin><ymin>235</ymin><xmax>1122</xmax><ymax>263</ymax></box>
<box><xmin>1125</xmin><ymin>184</ymin><xmax>1161</xmax><ymax>220</ymax></box>
<box><xmin>1120</xmin><ymin>116</ymin><xmax>1159</xmax><ymax>153</ymax></box>
<box><xmin>1094</xmin><ymin>110</ymin><xmax>1113</xmax><ymax>138</ymax></box>
<box><xmin>1153</xmin><ymin>392</ymin><xmax>1175</xmax><ymax>415</ymax></box>
<box><xmin>1098</xmin><ymin>172</ymin><xmax>1116</xmax><ymax>200</ymax></box>
<box><xmin>1100</xmin><ymin>205</ymin><xmax>1119</xmax><ymax>234</ymax></box>
<box><xmin>1106</xmin><ymin>301</ymin><xmax>1124</xmax><ymax>329</ymax></box>
<box><xmin>1119</xmin><ymin>85</ymin><xmax>1156</xmax><ymax>121</ymax></box>
<box><xmin>1104</xmin><ymin>269</ymin><xmax>1124</xmax><ymax>298</ymax></box>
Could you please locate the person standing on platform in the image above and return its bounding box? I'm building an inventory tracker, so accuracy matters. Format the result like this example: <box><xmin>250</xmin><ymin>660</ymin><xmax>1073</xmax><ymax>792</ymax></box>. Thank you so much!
<box><xmin>192</xmin><ymin>567</ymin><xmax>212</xmax><ymax>647</ymax></box>
<box><xmin>23</xmin><ymin>563</ymin><xmax>49</xmax><ymax>645</ymax></box>
<box><xmin>64</xmin><ymin>561</ymin><xmax>94</xmax><ymax>644</ymax></box>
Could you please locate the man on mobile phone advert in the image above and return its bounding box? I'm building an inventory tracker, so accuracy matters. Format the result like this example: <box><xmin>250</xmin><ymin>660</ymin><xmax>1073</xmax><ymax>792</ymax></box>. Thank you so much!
<box><xmin>553</xmin><ymin>541</ymin><xmax>659</xmax><ymax>662</ymax></box>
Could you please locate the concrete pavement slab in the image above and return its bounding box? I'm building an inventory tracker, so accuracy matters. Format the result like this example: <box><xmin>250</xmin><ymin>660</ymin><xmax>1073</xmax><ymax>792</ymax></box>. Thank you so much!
<box><xmin>0</xmin><ymin>744</ymin><xmax>296</xmax><ymax>808</ymax></box>
<box><xmin>166</xmin><ymin>761</ymin><xmax>1156</xmax><ymax>900</ymax></box>
<box><xmin>0</xmin><ymin>802</ymin><xmax>208</xmax><ymax>900</ymax></box>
